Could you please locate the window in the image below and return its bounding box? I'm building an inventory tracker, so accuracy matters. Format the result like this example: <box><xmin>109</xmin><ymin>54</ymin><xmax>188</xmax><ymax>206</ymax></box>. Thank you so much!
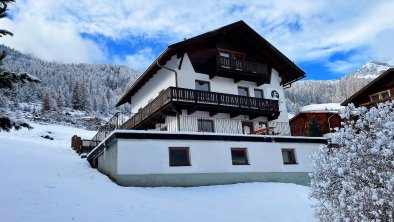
<box><xmin>218</xmin><ymin>49</ymin><xmax>246</xmax><ymax>60</ymax></box>
<box><xmin>242</xmin><ymin>121</ymin><xmax>254</xmax><ymax>134</ymax></box>
<box><xmin>231</xmin><ymin>148</ymin><xmax>249</xmax><ymax>165</ymax></box>
<box><xmin>219</xmin><ymin>51</ymin><xmax>230</xmax><ymax>58</ymax></box>
<box><xmin>381</xmin><ymin>91</ymin><xmax>390</xmax><ymax>99</ymax></box>
<box><xmin>195</xmin><ymin>80</ymin><xmax>210</xmax><ymax>92</ymax></box>
<box><xmin>254</xmin><ymin>89</ymin><xmax>264</xmax><ymax>98</ymax></box>
<box><xmin>238</xmin><ymin>87</ymin><xmax>249</xmax><ymax>97</ymax></box>
<box><xmin>282</xmin><ymin>149</ymin><xmax>297</xmax><ymax>164</ymax></box>
<box><xmin>370</xmin><ymin>90</ymin><xmax>391</xmax><ymax>102</ymax></box>
<box><xmin>371</xmin><ymin>94</ymin><xmax>379</xmax><ymax>102</ymax></box>
<box><xmin>218</xmin><ymin>49</ymin><xmax>246</xmax><ymax>70</ymax></box>
<box><xmin>233</xmin><ymin>53</ymin><xmax>245</xmax><ymax>60</ymax></box>
<box><xmin>197</xmin><ymin>119</ymin><xmax>214</xmax><ymax>132</ymax></box>
<box><xmin>169</xmin><ymin>147</ymin><xmax>190</xmax><ymax>166</ymax></box>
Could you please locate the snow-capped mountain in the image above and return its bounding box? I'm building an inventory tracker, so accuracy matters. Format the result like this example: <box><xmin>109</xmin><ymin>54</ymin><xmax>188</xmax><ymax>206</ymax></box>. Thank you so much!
<box><xmin>285</xmin><ymin>61</ymin><xmax>393</xmax><ymax>114</ymax></box>
<box><xmin>344</xmin><ymin>61</ymin><xmax>393</xmax><ymax>79</ymax></box>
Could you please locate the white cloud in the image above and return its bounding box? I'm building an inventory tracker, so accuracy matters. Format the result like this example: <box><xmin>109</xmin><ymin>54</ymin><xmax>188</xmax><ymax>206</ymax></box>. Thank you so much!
<box><xmin>114</xmin><ymin>48</ymin><xmax>155</xmax><ymax>72</ymax></box>
<box><xmin>2</xmin><ymin>0</ymin><xmax>394</xmax><ymax>73</ymax></box>
<box><xmin>2</xmin><ymin>0</ymin><xmax>105</xmax><ymax>63</ymax></box>
<box><xmin>369</xmin><ymin>29</ymin><xmax>394</xmax><ymax>65</ymax></box>
<box><xmin>326</xmin><ymin>60</ymin><xmax>361</xmax><ymax>74</ymax></box>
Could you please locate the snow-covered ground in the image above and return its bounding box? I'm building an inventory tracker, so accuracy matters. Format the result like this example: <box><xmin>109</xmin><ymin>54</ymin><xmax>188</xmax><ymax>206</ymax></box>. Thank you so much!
<box><xmin>0</xmin><ymin>122</ymin><xmax>315</xmax><ymax>222</ymax></box>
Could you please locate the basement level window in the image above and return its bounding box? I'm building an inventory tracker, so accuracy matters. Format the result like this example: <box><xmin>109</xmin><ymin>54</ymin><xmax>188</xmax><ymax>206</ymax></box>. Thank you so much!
<box><xmin>169</xmin><ymin>147</ymin><xmax>191</xmax><ymax>167</ymax></box>
<box><xmin>282</xmin><ymin>149</ymin><xmax>297</xmax><ymax>165</ymax></box>
<box><xmin>231</xmin><ymin>148</ymin><xmax>249</xmax><ymax>165</ymax></box>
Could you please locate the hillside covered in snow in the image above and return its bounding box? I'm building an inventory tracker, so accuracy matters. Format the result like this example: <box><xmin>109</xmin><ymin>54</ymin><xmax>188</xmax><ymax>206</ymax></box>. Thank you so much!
<box><xmin>285</xmin><ymin>61</ymin><xmax>393</xmax><ymax>114</ymax></box>
<box><xmin>0</xmin><ymin>45</ymin><xmax>140</xmax><ymax>117</ymax></box>
<box><xmin>0</xmin><ymin>123</ymin><xmax>315</xmax><ymax>222</ymax></box>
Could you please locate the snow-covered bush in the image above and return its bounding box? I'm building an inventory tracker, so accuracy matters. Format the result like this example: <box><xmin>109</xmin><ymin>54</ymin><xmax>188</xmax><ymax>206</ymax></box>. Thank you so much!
<box><xmin>310</xmin><ymin>100</ymin><xmax>394</xmax><ymax>222</ymax></box>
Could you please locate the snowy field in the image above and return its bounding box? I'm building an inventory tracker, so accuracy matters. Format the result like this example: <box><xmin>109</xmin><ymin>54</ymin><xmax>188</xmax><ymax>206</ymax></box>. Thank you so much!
<box><xmin>0</xmin><ymin>122</ymin><xmax>315</xmax><ymax>222</ymax></box>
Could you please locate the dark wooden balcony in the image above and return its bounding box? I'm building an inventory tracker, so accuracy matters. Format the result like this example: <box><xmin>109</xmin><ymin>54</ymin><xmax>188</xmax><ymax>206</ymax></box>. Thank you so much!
<box><xmin>213</xmin><ymin>55</ymin><xmax>271</xmax><ymax>86</ymax></box>
<box><xmin>121</xmin><ymin>87</ymin><xmax>280</xmax><ymax>130</ymax></box>
<box><xmin>89</xmin><ymin>87</ymin><xmax>280</xmax><ymax>148</ymax></box>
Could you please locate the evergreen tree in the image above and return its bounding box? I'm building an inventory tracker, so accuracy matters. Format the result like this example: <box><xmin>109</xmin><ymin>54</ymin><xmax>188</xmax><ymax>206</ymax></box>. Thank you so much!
<box><xmin>72</xmin><ymin>82</ymin><xmax>81</xmax><ymax>110</ymax></box>
<box><xmin>81</xmin><ymin>81</ymin><xmax>92</xmax><ymax>112</ymax></box>
<box><xmin>308</xmin><ymin>117</ymin><xmax>323</xmax><ymax>137</ymax></box>
<box><xmin>0</xmin><ymin>0</ymin><xmax>39</xmax><ymax>132</ymax></box>
<box><xmin>56</xmin><ymin>89</ymin><xmax>66</xmax><ymax>109</ymax></box>
<box><xmin>0</xmin><ymin>0</ymin><xmax>13</xmax><ymax>37</ymax></box>
<box><xmin>42</xmin><ymin>91</ymin><xmax>50</xmax><ymax>112</ymax></box>
<box><xmin>100</xmin><ymin>93</ymin><xmax>109</xmax><ymax>114</ymax></box>
<box><xmin>48</xmin><ymin>90</ymin><xmax>58</xmax><ymax>111</ymax></box>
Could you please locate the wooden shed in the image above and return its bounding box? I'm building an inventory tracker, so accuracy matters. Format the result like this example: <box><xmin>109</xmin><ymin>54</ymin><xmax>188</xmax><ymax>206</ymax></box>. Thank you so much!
<box><xmin>289</xmin><ymin>111</ymin><xmax>342</xmax><ymax>137</ymax></box>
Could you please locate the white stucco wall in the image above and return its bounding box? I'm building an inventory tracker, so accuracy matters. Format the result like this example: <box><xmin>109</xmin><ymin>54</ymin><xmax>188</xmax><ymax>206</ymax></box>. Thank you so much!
<box><xmin>262</xmin><ymin>68</ymin><xmax>289</xmax><ymax>123</ymax></box>
<box><xmin>116</xmin><ymin>138</ymin><xmax>319</xmax><ymax>175</ymax></box>
<box><xmin>177</xmin><ymin>54</ymin><xmax>289</xmax><ymax>122</ymax></box>
<box><xmin>129</xmin><ymin>53</ymin><xmax>290</xmax><ymax>134</ymax></box>
<box><xmin>178</xmin><ymin>54</ymin><xmax>276</xmax><ymax>97</ymax></box>
<box><xmin>129</xmin><ymin>55</ymin><xmax>179</xmax><ymax>114</ymax></box>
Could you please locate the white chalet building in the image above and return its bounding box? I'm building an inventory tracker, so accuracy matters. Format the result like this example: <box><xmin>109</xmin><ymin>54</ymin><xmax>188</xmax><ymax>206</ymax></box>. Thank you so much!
<box><xmin>87</xmin><ymin>21</ymin><xmax>327</xmax><ymax>187</ymax></box>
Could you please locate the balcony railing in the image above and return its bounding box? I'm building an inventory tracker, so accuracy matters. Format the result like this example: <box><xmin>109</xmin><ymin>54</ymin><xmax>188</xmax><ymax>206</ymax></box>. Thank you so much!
<box><xmin>89</xmin><ymin>87</ymin><xmax>280</xmax><ymax>148</ymax></box>
<box><xmin>89</xmin><ymin>112</ymin><xmax>130</xmax><ymax>148</ymax></box>
<box><xmin>121</xmin><ymin>87</ymin><xmax>279</xmax><ymax>130</ymax></box>
<box><xmin>216</xmin><ymin>55</ymin><xmax>269</xmax><ymax>75</ymax></box>
<box><xmin>170</xmin><ymin>87</ymin><xmax>278</xmax><ymax>111</ymax></box>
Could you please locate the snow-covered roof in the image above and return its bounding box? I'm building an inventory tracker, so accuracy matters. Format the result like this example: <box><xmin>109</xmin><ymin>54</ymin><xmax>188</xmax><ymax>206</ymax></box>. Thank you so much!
<box><xmin>289</xmin><ymin>103</ymin><xmax>344</xmax><ymax>122</ymax></box>
<box><xmin>301</xmin><ymin>103</ymin><xmax>344</xmax><ymax>112</ymax></box>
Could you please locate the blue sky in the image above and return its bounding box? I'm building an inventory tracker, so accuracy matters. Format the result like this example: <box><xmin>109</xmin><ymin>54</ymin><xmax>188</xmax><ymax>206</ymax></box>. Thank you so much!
<box><xmin>3</xmin><ymin>0</ymin><xmax>394</xmax><ymax>80</ymax></box>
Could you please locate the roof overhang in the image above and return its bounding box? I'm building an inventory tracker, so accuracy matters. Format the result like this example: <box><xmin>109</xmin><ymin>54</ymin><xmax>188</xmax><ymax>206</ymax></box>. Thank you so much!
<box><xmin>341</xmin><ymin>68</ymin><xmax>394</xmax><ymax>106</ymax></box>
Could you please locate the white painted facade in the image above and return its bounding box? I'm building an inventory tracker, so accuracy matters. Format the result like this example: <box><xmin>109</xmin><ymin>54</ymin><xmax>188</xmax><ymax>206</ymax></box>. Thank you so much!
<box><xmin>116</xmin><ymin>138</ymin><xmax>316</xmax><ymax>175</ymax></box>
<box><xmin>129</xmin><ymin>55</ymin><xmax>178</xmax><ymax>114</ymax></box>
<box><xmin>128</xmin><ymin>53</ymin><xmax>291</xmax><ymax>135</ymax></box>
<box><xmin>90</xmin><ymin>131</ymin><xmax>326</xmax><ymax>186</ymax></box>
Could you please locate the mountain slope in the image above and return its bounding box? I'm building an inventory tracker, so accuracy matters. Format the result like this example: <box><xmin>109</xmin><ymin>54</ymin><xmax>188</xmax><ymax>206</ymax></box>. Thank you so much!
<box><xmin>0</xmin><ymin>44</ymin><xmax>139</xmax><ymax>116</ymax></box>
<box><xmin>344</xmin><ymin>61</ymin><xmax>393</xmax><ymax>79</ymax></box>
<box><xmin>285</xmin><ymin>61</ymin><xmax>393</xmax><ymax>113</ymax></box>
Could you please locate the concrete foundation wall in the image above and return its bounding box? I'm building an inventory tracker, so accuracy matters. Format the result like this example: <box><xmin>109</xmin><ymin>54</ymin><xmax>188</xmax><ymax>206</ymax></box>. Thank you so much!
<box><xmin>97</xmin><ymin>141</ymin><xmax>118</xmax><ymax>181</ymax></box>
<box><xmin>116</xmin><ymin>172</ymin><xmax>311</xmax><ymax>187</ymax></box>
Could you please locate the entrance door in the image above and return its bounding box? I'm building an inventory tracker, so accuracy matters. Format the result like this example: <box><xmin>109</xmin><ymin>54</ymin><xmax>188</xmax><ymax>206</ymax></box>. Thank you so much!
<box><xmin>242</xmin><ymin>121</ymin><xmax>254</xmax><ymax>134</ymax></box>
